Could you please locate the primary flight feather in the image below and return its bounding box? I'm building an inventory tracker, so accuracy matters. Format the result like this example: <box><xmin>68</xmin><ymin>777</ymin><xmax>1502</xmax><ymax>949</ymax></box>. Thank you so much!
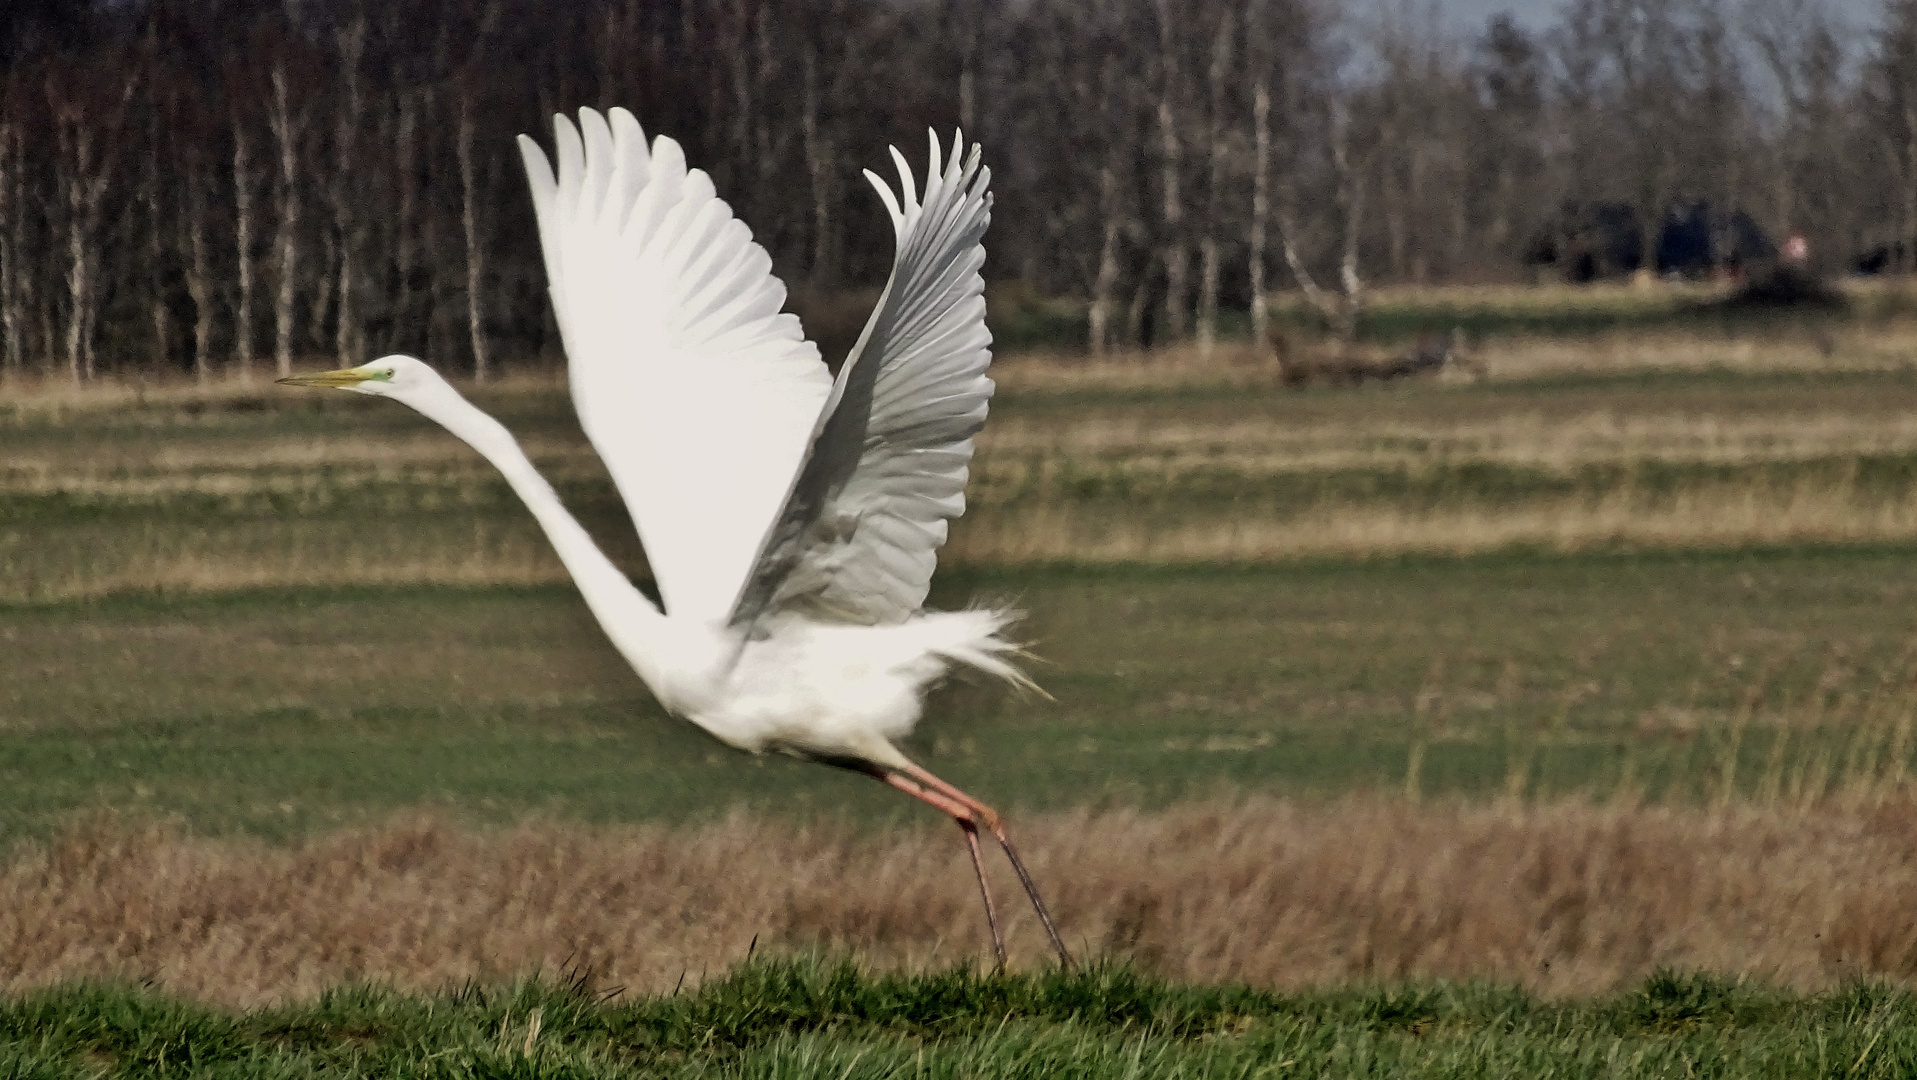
<box><xmin>281</xmin><ymin>107</ymin><xmax>1069</xmax><ymax>967</ymax></box>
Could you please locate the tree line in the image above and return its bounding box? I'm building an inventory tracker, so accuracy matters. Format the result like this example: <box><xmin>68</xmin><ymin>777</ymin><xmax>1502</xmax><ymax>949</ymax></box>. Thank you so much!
<box><xmin>0</xmin><ymin>0</ymin><xmax>1903</xmax><ymax>382</ymax></box>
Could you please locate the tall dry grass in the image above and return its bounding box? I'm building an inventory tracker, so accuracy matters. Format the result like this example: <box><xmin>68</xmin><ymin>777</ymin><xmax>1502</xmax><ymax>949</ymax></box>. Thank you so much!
<box><xmin>950</xmin><ymin>483</ymin><xmax>1917</xmax><ymax>565</ymax></box>
<box><xmin>7</xmin><ymin>796</ymin><xmax>1917</xmax><ymax>1007</ymax></box>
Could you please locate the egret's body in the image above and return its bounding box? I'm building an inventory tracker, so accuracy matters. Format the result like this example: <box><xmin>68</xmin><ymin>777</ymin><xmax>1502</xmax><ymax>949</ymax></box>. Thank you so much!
<box><xmin>282</xmin><ymin>108</ymin><xmax>1069</xmax><ymax>966</ymax></box>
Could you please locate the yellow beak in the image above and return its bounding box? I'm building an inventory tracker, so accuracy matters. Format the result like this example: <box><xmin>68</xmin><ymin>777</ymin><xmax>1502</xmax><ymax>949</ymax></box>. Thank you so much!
<box><xmin>277</xmin><ymin>367</ymin><xmax>372</xmax><ymax>388</ymax></box>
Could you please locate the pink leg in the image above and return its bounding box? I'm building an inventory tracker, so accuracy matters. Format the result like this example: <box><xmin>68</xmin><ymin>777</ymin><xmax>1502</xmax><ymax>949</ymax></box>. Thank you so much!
<box><xmin>878</xmin><ymin>771</ymin><xmax>1009</xmax><ymax>966</ymax></box>
<box><xmin>896</xmin><ymin>761</ymin><xmax>1074</xmax><ymax>968</ymax></box>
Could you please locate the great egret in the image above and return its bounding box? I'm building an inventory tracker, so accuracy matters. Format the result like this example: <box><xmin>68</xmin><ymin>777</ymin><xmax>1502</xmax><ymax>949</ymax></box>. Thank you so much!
<box><xmin>280</xmin><ymin>108</ymin><xmax>1070</xmax><ymax>967</ymax></box>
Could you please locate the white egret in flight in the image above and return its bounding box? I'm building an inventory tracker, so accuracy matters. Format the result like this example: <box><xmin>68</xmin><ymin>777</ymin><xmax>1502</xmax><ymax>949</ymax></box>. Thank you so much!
<box><xmin>280</xmin><ymin>108</ymin><xmax>1069</xmax><ymax>967</ymax></box>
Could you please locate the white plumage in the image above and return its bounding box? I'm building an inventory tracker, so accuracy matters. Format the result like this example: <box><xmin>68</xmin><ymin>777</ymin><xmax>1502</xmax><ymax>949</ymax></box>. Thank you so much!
<box><xmin>519</xmin><ymin>108</ymin><xmax>830</xmax><ymax>624</ymax></box>
<box><xmin>281</xmin><ymin>107</ymin><xmax>1070</xmax><ymax>968</ymax></box>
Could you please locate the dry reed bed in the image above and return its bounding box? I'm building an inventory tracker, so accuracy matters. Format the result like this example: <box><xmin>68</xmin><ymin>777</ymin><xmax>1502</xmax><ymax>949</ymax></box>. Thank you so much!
<box><xmin>6</xmin><ymin>796</ymin><xmax>1917</xmax><ymax>1007</ymax></box>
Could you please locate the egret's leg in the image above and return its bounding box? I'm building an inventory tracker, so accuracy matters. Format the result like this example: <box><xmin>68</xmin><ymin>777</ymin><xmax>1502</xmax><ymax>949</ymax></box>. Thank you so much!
<box><xmin>956</xmin><ymin>818</ymin><xmax>1007</xmax><ymax>968</ymax></box>
<box><xmin>871</xmin><ymin>769</ymin><xmax>1009</xmax><ymax>966</ymax></box>
<box><xmin>896</xmin><ymin>761</ymin><xmax>1074</xmax><ymax>969</ymax></box>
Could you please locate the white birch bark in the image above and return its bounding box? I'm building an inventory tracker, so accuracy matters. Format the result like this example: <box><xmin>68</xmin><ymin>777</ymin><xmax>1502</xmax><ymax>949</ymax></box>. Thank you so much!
<box><xmin>1196</xmin><ymin>10</ymin><xmax>1232</xmax><ymax>358</ymax></box>
<box><xmin>1089</xmin><ymin>165</ymin><xmax>1123</xmax><ymax>355</ymax></box>
<box><xmin>51</xmin><ymin>93</ymin><xmax>120</xmax><ymax>382</ymax></box>
<box><xmin>183</xmin><ymin>147</ymin><xmax>216</xmax><ymax>384</ymax></box>
<box><xmin>1249</xmin><ymin>80</ymin><xmax>1271</xmax><ymax>351</ymax></box>
<box><xmin>141</xmin><ymin>124</ymin><xmax>172</xmax><ymax>373</ymax></box>
<box><xmin>0</xmin><ymin>120</ymin><xmax>20</xmax><ymax>378</ymax></box>
<box><xmin>1152</xmin><ymin>0</ymin><xmax>1187</xmax><ymax>344</ymax></box>
<box><xmin>391</xmin><ymin>89</ymin><xmax>419</xmax><ymax>347</ymax></box>
<box><xmin>232</xmin><ymin>119</ymin><xmax>256</xmax><ymax>382</ymax></box>
<box><xmin>333</xmin><ymin>19</ymin><xmax>367</xmax><ymax>365</ymax></box>
<box><xmin>802</xmin><ymin>47</ymin><xmax>835</xmax><ymax>285</ymax></box>
<box><xmin>457</xmin><ymin>98</ymin><xmax>491</xmax><ymax>382</ymax></box>
<box><xmin>269</xmin><ymin>66</ymin><xmax>303</xmax><ymax>378</ymax></box>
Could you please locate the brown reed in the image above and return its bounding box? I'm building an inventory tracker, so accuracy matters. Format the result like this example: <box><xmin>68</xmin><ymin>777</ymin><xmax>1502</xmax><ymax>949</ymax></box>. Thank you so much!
<box><xmin>6</xmin><ymin>794</ymin><xmax>1917</xmax><ymax>1007</ymax></box>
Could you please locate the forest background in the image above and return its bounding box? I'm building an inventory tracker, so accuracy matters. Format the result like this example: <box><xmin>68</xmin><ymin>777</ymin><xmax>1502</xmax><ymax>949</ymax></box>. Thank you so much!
<box><xmin>0</xmin><ymin>0</ymin><xmax>1901</xmax><ymax>384</ymax></box>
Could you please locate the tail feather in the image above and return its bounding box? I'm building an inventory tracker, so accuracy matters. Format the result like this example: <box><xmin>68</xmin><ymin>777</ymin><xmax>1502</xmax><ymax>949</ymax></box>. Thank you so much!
<box><xmin>917</xmin><ymin>607</ymin><xmax>1049</xmax><ymax>698</ymax></box>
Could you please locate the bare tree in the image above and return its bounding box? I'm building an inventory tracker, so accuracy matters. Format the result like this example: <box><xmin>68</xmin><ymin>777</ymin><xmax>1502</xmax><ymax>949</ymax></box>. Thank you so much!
<box><xmin>1249</xmin><ymin>79</ymin><xmax>1272</xmax><ymax>350</ymax></box>
<box><xmin>389</xmin><ymin>88</ymin><xmax>421</xmax><ymax>350</ymax></box>
<box><xmin>182</xmin><ymin>143</ymin><xmax>217</xmax><ymax>383</ymax></box>
<box><xmin>140</xmin><ymin>94</ymin><xmax>172</xmax><ymax>374</ymax></box>
<box><xmin>0</xmin><ymin>0</ymin><xmax>1890</xmax><ymax>385</ymax></box>
<box><xmin>268</xmin><ymin>65</ymin><xmax>304</xmax><ymax>378</ymax></box>
<box><xmin>48</xmin><ymin>76</ymin><xmax>129</xmax><ymax>382</ymax></box>
<box><xmin>1278</xmin><ymin>92</ymin><xmax>1368</xmax><ymax>343</ymax></box>
<box><xmin>332</xmin><ymin>18</ymin><xmax>367</xmax><ymax>365</ymax></box>
<box><xmin>1151</xmin><ymin>0</ymin><xmax>1189</xmax><ymax>344</ymax></box>
<box><xmin>456</xmin><ymin>97</ymin><xmax>492</xmax><ymax>382</ymax></box>
<box><xmin>1332</xmin><ymin>101</ymin><xmax>1367</xmax><ymax>324</ymax></box>
<box><xmin>231</xmin><ymin>117</ymin><xmax>257</xmax><ymax>381</ymax></box>
<box><xmin>1195</xmin><ymin>8</ymin><xmax>1233</xmax><ymax>357</ymax></box>
<box><xmin>1852</xmin><ymin>2</ymin><xmax>1917</xmax><ymax>270</ymax></box>
<box><xmin>802</xmin><ymin>45</ymin><xmax>837</xmax><ymax>285</ymax></box>
<box><xmin>0</xmin><ymin>116</ymin><xmax>21</xmax><ymax>377</ymax></box>
<box><xmin>1472</xmin><ymin>15</ymin><xmax>1545</xmax><ymax>260</ymax></box>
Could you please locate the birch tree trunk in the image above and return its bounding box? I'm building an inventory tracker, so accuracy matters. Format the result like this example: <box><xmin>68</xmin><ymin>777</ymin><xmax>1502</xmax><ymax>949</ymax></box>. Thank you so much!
<box><xmin>391</xmin><ymin>89</ymin><xmax>419</xmax><ymax>349</ymax></box>
<box><xmin>1156</xmin><ymin>102</ymin><xmax>1187</xmax><ymax>343</ymax></box>
<box><xmin>802</xmin><ymin>47</ymin><xmax>835</xmax><ymax>285</ymax></box>
<box><xmin>232</xmin><ymin>120</ymin><xmax>256</xmax><ymax>382</ymax></box>
<box><xmin>183</xmin><ymin>147</ymin><xmax>215</xmax><ymax>384</ymax></box>
<box><xmin>1196</xmin><ymin>11</ymin><xmax>1232</xmax><ymax>358</ymax></box>
<box><xmin>333</xmin><ymin>19</ymin><xmax>367</xmax><ymax>365</ymax></box>
<box><xmin>310</xmin><ymin>224</ymin><xmax>335</xmax><ymax>347</ymax></box>
<box><xmin>1089</xmin><ymin>165</ymin><xmax>1122</xmax><ymax>355</ymax></box>
<box><xmin>51</xmin><ymin>92</ymin><xmax>119</xmax><ymax>383</ymax></box>
<box><xmin>949</xmin><ymin>0</ymin><xmax>980</xmax><ymax>134</ymax></box>
<box><xmin>1249</xmin><ymin>80</ymin><xmax>1271</xmax><ymax>352</ymax></box>
<box><xmin>457</xmin><ymin>99</ymin><xmax>491</xmax><ymax>382</ymax></box>
<box><xmin>269</xmin><ymin>67</ymin><xmax>302</xmax><ymax>378</ymax></box>
<box><xmin>1277</xmin><ymin>179</ymin><xmax>1332</xmax><ymax>321</ymax></box>
<box><xmin>1905</xmin><ymin>110</ymin><xmax>1917</xmax><ymax>274</ymax></box>
<box><xmin>141</xmin><ymin>123</ymin><xmax>171</xmax><ymax>373</ymax></box>
<box><xmin>1331</xmin><ymin>100</ymin><xmax>1365</xmax><ymax>341</ymax></box>
<box><xmin>1153</xmin><ymin>0</ymin><xmax>1187</xmax><ymax>344</ymax></box>
<box><xmin>0</xmin><ymin>120</ymin><xmax>19</xmax><ymax>378</ymax></box>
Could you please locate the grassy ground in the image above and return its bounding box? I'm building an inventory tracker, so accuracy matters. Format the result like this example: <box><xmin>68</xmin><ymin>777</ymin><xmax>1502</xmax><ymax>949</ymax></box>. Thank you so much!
<box><xmin>8</xmin><ymin>548</ymin><xmax>1917</xmax><ymax>841</ymax></box>
<box><xmin>17</xmin><ymin>324</ymin><xmax>1917</xmax><ymax>598</ymax></box>
<box><xmin>10</xmin><ymin>303</ymin><xmax>1917</xmax><ymax>840</ymax></box>
<box><xmin>11</xmin><ymin>283</ymin><xmax>1917</xmax><ymax>1031</ymax></box>
<box><xmin>5</xmin><ymin>959</ymin><xmax>1917</xmax><ymax>1079</ymax></box>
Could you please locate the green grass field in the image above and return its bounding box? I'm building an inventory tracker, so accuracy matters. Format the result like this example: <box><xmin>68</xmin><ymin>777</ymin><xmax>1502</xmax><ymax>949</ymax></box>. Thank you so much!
<box><xmin>6</xmin><ymin>959</ymin><xmax>1917</xmax><ymax>1079</ymax></box>
<box><xmin>8</xmin><ymin>548</ymin><xmax>1917</xmax><ymax>843</ymax></box>
<box><xmin>12</xmin><ymin>326</ymin><xmax>1917</xmax><ymax>841</ymax></box>
<box><xmin>13</xmin><ymin>290</ymin><xmax>1917</xmax><ymax>1067</ymax></box>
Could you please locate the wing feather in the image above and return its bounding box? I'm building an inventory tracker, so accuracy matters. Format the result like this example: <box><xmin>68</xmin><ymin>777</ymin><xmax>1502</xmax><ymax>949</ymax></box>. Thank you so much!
<box><xmin>730</xmin><ymin>131</ymin><xmax>995</xmax><ymax>628</ymax></box>
<box><xmin>518</xmin><ymin>108</ymin><xmax>832</xmax><ymax>623</ymax></box>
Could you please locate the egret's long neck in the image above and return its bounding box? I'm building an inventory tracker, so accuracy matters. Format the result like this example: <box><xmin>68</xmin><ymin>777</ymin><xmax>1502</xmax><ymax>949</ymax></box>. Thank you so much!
<box><xmin>412</xmin><ymin>387</ymin><xmax>698</xmax><ymax>701</ymax></box>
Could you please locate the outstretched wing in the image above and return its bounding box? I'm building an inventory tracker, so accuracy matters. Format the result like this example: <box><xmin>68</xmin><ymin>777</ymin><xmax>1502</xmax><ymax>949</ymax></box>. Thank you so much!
<box><xmin>518</xmin><ymin>108</ymin><xmax>832</xmax><ymax>622</ymax></box>
<box><xmin>730</xmin><ymin>131</ymin><xmax>994</xmax><ymax>629</ymax></box>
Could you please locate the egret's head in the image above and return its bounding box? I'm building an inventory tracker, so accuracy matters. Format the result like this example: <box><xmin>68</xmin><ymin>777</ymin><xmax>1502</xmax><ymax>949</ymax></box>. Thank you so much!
<box><xmin>276</xmin><ymin>354</ymin><xmax>442</xmax><ymax>400</ymax></box>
